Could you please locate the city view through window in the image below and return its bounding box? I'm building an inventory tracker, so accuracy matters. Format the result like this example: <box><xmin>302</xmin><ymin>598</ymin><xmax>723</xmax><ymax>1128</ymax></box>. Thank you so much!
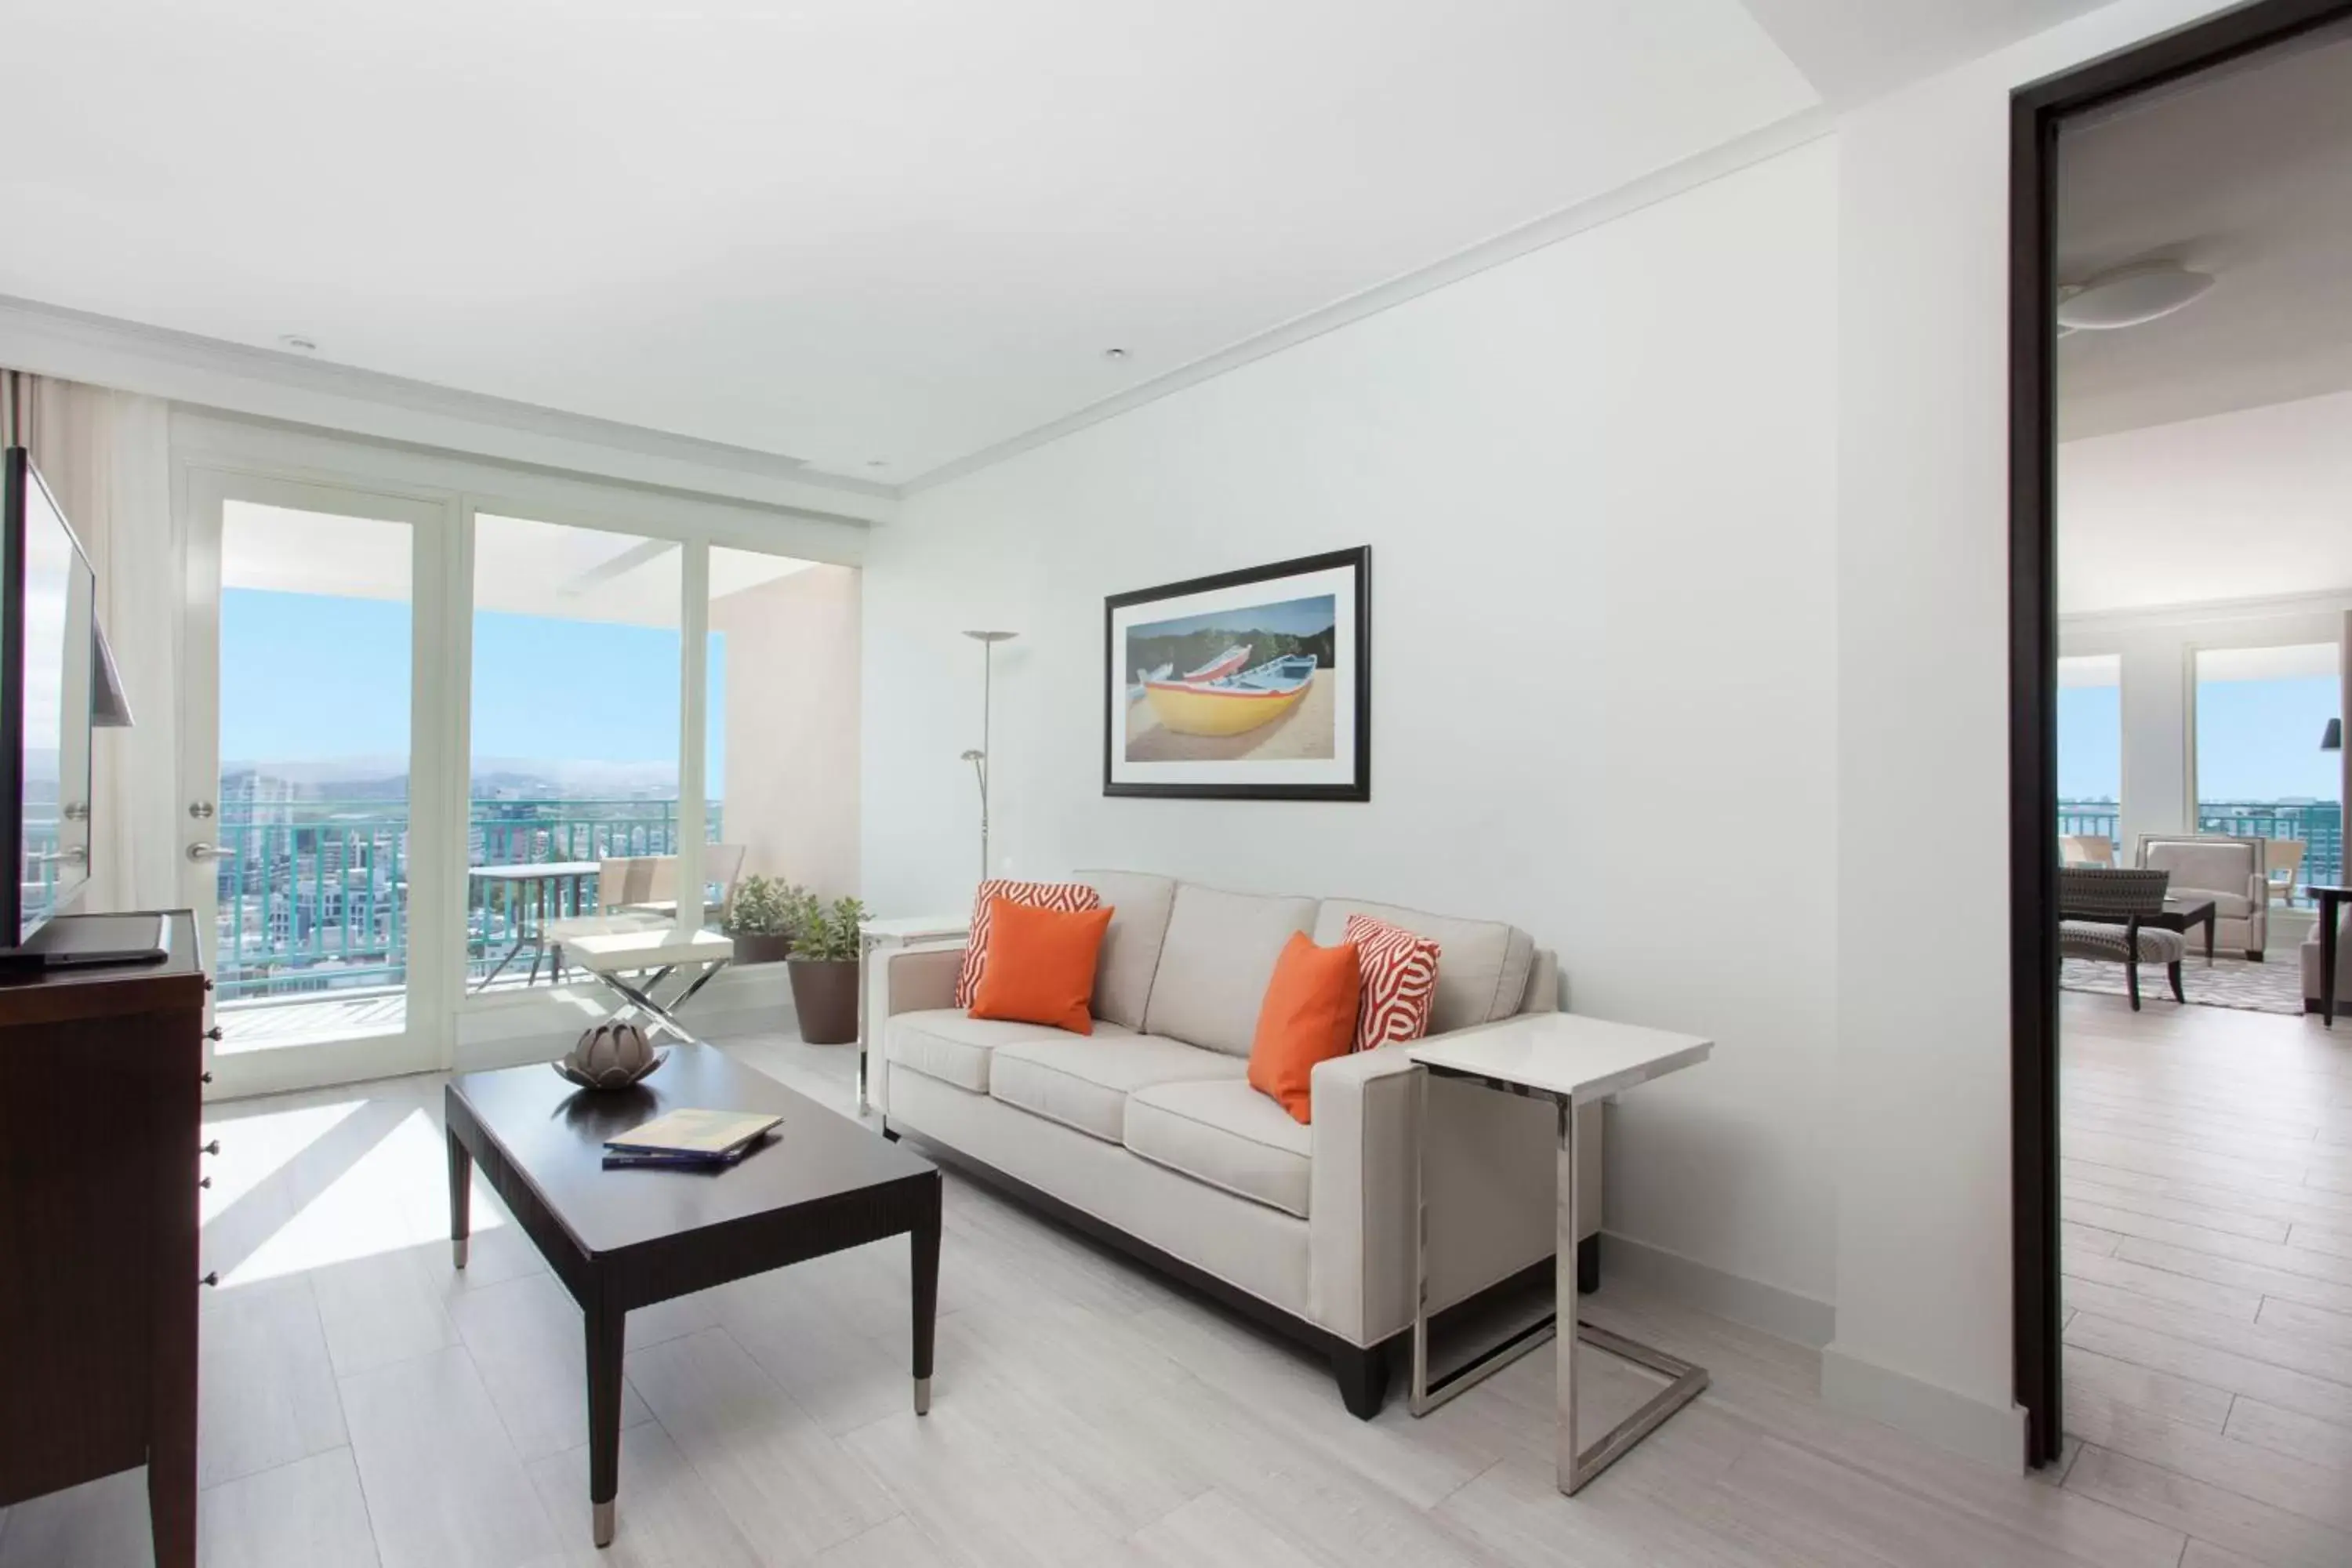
<box><xmin>2057</xmin><ymin>645</ymin><xmax>2342</xmax><ymax>891</ymax></box>
<box><xmin>210</xmin><ymin>510</ymin><xmax>771</xmax><ymax>1021</ymax></box>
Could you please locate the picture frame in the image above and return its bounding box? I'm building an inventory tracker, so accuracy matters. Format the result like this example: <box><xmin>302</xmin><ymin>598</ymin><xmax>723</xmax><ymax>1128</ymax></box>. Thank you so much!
<box><xmin>1103</xmin><ymin>546</ymin><xmax>1370</xmax><ymax>800</ymax></box>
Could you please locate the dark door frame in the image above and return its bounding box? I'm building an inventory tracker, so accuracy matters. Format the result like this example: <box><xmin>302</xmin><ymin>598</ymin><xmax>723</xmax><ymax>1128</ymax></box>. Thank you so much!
<box><xmin>2008</xmin><ymin>0</ymin><xmax>2352</xmax><ymax>1467</ymax></box>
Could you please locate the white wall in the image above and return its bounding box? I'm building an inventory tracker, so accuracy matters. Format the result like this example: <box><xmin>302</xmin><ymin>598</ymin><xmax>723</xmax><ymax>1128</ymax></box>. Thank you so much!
<box><xmin>865</xmin><ymin>140</ymin><xmax>1844</xmax><ymax>1327</ymax></box>
<box><xmin>715</xmin><ymin>564</ymin><xmax>862</xmax><ymax>898</ymax></box>
<box><xmin>1828</xmin><ymin>0</ymin><xmax>2238</xmax><ymax>1465</ymax></box>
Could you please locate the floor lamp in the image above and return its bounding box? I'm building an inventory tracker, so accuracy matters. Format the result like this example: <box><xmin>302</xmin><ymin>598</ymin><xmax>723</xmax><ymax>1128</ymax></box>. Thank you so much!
<box><xmin>961</xmin><ymin>630</ymin><xmax>1017</xmax><ymax>881</ymax></box>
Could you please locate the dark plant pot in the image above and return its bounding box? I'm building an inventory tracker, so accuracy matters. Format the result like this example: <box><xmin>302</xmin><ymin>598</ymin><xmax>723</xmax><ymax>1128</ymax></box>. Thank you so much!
<box><xmin>787</xmin><ymin>957</ymin><xmax>861</xmax><ymax>1045</ymax></box>
<box><xmin>729</xmin><ymin>931</ymin><xmax>794</xmax><ymax>966</ymax></box>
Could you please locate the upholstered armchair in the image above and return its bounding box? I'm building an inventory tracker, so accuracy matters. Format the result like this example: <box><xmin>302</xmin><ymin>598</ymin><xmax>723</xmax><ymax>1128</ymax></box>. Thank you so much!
<box><xmin>2136</xmin><ymin>834</ymin><xmax>2267</xmax><ymax>960</ymax></box>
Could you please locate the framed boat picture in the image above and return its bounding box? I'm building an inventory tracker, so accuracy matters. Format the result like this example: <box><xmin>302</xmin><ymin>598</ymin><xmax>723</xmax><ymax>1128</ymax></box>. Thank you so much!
<box><xmin>1104</xmin><ymin>546</ymin><xmax>1370</xmax><ymax>800</ymax></box>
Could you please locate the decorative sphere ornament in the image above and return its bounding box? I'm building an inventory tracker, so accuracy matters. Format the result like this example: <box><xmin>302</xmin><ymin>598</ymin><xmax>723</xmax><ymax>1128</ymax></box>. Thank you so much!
<box><xmin>554</xmin><ymin>1022</ymin><xmax>664</xmax><ymax>1090</ymax></box>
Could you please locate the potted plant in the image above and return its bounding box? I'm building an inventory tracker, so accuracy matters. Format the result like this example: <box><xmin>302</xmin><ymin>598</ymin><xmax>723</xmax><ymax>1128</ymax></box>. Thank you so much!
<box><xmin>786</xmin><ymin>893</ymin><xmax>868</xmax><ymax>1045</ymax></box>
<box><xmin>724</xmin><ymin>875</ymin><xmax>804</xmax><ymax>965</ymax></box>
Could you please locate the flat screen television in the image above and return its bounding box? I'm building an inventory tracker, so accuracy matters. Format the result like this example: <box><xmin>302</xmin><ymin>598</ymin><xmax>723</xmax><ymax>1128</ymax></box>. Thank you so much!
<box><xmin>2</xmin><ymin>447</ymin><xmax>96</xmax><ymax>945</ymax></box>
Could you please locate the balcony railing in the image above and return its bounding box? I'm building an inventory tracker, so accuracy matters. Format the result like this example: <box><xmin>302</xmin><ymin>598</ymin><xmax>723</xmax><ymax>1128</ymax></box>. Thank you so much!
<box><xmin>2058</xmin><ymin>798</ymin><xmax>2342</xmax><ymax>891</ymax></box>
<box><xmin>210</xmin><ymin>797</ymin><xmax>721</xmax><ymax>1001</ymax></box>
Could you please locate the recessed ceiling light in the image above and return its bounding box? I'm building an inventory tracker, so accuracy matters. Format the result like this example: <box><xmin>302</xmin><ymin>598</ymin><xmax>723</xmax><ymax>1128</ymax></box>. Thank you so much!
<box><xmin>1102</xmin><ymin>347</ymin><xmax>1129</xmax><ymax>361</ymax></box>
<box><xmin>279</xmin><ymin>334</ymin><xmax>318</xmax><ymax>353</ymax></box>
<box><xmin>866</xmin><ymin>459</ymin><xmax>889</xmax><ymax>469</ymax></box>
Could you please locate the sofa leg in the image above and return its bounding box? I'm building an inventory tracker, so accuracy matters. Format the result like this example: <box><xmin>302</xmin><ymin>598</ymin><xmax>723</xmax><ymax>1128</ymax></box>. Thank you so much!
<box><xmin>880</xmin><ymin>1124</ymin><xmax>900</xmax><ymax>1142</ymax></box>
<box><xmin>1330</xmin><ymin>1342</ymin><xmax>1388</xmax><ymax>1420</ymax></box>
<box><xmin>2246</xmin><ymin>949</ymin><xmax>2263</xmax><ymax>963</ymax></box>
<box><xmin>1577</xmin><ymin>1235</ymin><xmax>1601</xmax><ymax>1295</ymax></box>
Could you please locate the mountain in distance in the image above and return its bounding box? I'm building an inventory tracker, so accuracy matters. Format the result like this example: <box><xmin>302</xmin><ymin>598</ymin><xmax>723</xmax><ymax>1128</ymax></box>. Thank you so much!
<box><xmin>223</xmin><ymin>755</ymin><xmax>682</xmax><ymax>799</ymax></box>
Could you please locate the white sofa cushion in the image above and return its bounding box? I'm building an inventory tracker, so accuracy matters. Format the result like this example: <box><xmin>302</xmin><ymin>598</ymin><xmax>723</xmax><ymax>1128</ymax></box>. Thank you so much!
<box><xmin>1126</xmin><ymin>1079</ymin><xmax>1313</xmax><ymax>1218</ymax></box>
<box><xmin>887</xmin><ymin>1010</ymin><xmax>1134</xmax><ymax>1094</ymax></box>
<box><xmin>1076</xmin><ymin>869</ymin><xmax>1178</xmax><ymax>1031</ymax></box>
<box><xmin>989</xmin><ymin>1034</ymin><xmax>1244</xmax><ymax>1142</ymax></box>
<box><xmin>1312</xmin><ymin>898</ymin><xmax>1534</xmax><ymax>1033</ymax></box>
<box><xmin>1143</xmin><ymin>884</ymin><xmax>1317</xmax><ymax>1056</ymax></box>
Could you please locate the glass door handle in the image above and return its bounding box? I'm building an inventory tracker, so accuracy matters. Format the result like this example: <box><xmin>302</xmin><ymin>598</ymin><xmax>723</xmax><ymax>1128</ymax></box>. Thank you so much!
<box><xmin>187</xmin><ymin>842</ymin><xmax>233</xmax><ymax>862</ymax></box>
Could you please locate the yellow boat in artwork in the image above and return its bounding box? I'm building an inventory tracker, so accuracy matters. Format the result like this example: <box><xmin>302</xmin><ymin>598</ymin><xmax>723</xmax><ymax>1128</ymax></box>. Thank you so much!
<box><xmin>1142</xmin><ymin>654</ymin><xmax>1317</xmax><ymax>737</ymax></box>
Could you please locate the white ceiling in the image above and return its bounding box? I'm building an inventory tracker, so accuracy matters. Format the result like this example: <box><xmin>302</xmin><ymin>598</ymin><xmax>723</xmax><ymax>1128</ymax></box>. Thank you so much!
<box><xmin>2057</xmin><ymin>27</ymin><xmax>2352</xmax><ymax>441</ymax></box>
<box><xmin>5</xmin><ymin>2</ymin><xmax>2111</xmax><ymax>488</ymax></box>
<box><xmin>1742</xmin><ymin>0</ymin><xmax>2111</xmax><ymax>106</ymax></box>
<box><xmin>2056</xmin><ymin>388</ymin><xmax>2352</xmax><ymax>615</ymax></box>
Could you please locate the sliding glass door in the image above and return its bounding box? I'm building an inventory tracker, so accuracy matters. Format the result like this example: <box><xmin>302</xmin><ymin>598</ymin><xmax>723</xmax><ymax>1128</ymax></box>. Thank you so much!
<box><xmin>182</xmin><ymin>471</ymin><xmax>458</xmax><ymax>1095</ymax></box>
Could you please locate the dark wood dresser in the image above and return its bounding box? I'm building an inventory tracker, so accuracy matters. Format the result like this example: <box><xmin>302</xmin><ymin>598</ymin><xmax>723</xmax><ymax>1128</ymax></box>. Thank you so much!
<box><xmin>0</xmin><ymin>911</ymin><xmax>208</xmax><ymax>1568</ymax></box>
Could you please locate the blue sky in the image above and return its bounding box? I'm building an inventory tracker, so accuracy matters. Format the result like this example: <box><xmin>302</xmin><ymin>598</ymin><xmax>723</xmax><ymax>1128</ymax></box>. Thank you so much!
<box><xmin>220</xmin><ymin>588</ymin><xmax>726</xmax><ymax>775</ymax></box>
<box><xmin>1133</xmin><ymin>593</ymin><xmax>1335</xmax><ymax>641</ymax></box>
<box><xmin>2059</xmin><ymin>673</ymin><xmax>2339</xmax><ymax>802</ymax></box>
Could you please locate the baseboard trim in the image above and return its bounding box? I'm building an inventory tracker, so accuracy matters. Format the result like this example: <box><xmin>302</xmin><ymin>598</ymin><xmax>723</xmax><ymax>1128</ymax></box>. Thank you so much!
<box><xmin>1599</xmin><ymin>1233</ymin><xmax>1835</xmax><ymax>1348</ymax></box>
<box><xmin>1820</xmin><ymin>1342</ymin><xmax>2026</xmax><ymax>1472</ymax></box>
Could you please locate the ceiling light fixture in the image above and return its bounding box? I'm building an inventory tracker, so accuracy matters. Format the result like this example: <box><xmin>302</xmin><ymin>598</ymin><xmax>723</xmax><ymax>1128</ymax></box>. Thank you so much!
<box><xmin>278</xmin><ymin>334</ymin><xmax>318</xmax><ymax>352</ymax></box>
<box><xmin>1102</xmin><ymin>347</ymin><xmax>1129</xmax><ymax>361</ymax></box>
<box><xmin>2055</xmin><ymin>261</ymin><xmax>2215</xmax><ymax>332</ymax></box>
<box><xmin>866</xmin><ymin>459</ymin><xmax>888</xmax><ymax>469</ymax></box>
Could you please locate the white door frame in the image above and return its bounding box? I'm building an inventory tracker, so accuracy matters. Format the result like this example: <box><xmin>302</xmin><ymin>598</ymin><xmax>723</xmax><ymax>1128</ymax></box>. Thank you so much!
<box><xmin>182</xmin><ymin>464</ymin><xmax>462</xmax><ymax>1097</ymax></box>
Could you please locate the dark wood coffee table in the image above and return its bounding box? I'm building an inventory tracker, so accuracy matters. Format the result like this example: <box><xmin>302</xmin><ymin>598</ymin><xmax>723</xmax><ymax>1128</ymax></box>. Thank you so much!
<box><xmin>444</xmin><ymin>1042</ymin><xmax>940</xmax><ymax>1547</ymax></box>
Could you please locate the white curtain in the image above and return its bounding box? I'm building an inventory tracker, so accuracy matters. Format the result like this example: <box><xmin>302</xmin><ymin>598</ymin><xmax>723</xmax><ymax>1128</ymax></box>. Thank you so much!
<box><xmin>2</xmin><ymin>371</ymin><xmax>180</xmax><ymax>913</ymax></box>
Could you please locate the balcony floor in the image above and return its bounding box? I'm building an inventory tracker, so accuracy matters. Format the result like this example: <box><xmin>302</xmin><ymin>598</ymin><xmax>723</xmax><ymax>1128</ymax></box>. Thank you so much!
<box><xmin>219</xmin><ymin>989</ymin><xmax>408</xmax><ymax>1052</ymax></box>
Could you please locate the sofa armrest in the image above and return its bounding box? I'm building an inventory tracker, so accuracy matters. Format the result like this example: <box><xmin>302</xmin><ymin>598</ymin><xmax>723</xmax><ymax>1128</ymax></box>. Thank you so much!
<box><xmin>869</xmin><ymin>946</ymin><xmax>966</xmax><ymax>1120</ymax></box>
<box><xmin>1305</xmin><ymin>1037</ymin><xmax>1603</xmax><ymax>1348</ymax></box>
<box><xmin>1306</xmin><ymin>1047</ymin><xmax>1421</xmax><ymax>1345</ymax></box>
<box><xmin>885</xmin><ymin>945</ymin><xmax>965</xmax><ymax>1016</ymax></box>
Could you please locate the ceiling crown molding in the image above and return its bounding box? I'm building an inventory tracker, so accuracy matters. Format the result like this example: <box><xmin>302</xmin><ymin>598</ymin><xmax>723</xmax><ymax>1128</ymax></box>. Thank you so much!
<box><xmin>902</xmin><ymin>105</ymin><xmax>1833</xmax><ymax>495</ymax></box>
<box><xmin>0</xmin><ymin>294</ymin><xmax>895</xmax><ymax>522</ymax></box>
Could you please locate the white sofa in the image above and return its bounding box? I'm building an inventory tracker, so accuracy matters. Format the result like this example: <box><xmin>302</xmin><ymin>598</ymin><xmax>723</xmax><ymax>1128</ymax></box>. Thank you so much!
<box><xmin>874</xmin><ymin>870</ymin><xmax>1599</xmax><ymax>1417</ymax></box>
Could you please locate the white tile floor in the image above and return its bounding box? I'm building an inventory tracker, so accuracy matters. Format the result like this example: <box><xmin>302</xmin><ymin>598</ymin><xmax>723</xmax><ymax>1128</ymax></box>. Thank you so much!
<box><xmin>5</xmin><ymin>1017</ymin><xmax>2325</xmax><ymax>1566</ymax></box>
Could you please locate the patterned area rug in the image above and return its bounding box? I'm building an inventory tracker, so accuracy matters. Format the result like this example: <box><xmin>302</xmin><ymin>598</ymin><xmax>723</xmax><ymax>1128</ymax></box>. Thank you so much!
<box><xmin>2061</xmin><ymin>953</ymin><xmax>2305</xmax><ymax>1015</ymax></box>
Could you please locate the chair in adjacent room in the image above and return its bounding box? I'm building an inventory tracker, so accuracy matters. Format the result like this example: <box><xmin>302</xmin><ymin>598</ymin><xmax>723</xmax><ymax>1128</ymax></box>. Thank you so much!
<box><xmin>2060</xmin><ymin>866</ymin><xmax>2186</xmax><ymax>1011</ymax></box>
<box><xmin>2136</xmin><ymin>833</ymin><xmax>2267</xmax><ymax>960</ymax></box>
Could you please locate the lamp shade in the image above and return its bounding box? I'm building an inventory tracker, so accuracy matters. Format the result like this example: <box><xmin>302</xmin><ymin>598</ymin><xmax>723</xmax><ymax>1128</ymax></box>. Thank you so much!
<box><xmin>2325</xmin><ymin>718</ymin><xmax>2343</xmax><ymax>752</ymax></box>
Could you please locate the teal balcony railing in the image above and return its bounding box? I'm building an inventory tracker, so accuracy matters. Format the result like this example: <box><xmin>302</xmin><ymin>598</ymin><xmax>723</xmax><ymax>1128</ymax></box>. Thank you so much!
<box><xmin>2058</xmin><ymin>799</ymin><xmax>2341</xmax><ymax>891</ymax></box>
<box><xmin>210</xmin><ymin>797</ymin><xmax>721</xmax><ymax>1001</ymax></box>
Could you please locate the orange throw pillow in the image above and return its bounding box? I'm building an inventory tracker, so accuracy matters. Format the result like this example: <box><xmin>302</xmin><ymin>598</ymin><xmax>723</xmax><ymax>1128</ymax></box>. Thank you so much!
<box><xmin>954</xmin><ymin>879</ymin><xmax>1102</xmax><ymax>1007</ymax></box>
<box><xmin>967</xmin><ymin>897</ymin><xmax>1114</xmax><ymax>1035</ymax></box>
<box><xmin>1247</xmin><ymin>932</ymin><xmax>1363</xmax><ymax>1124</ymax></box>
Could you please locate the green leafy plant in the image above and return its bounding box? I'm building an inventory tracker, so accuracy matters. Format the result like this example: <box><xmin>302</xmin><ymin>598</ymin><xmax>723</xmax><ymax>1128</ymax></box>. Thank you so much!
<box><xmin>789</xmin><ymin>895</ymin><xmax>869</xmax><ymax>964</ymax></box>
<box><xmin>726</xmin><ymin>875</ymin><xmax>808</xmax><ymax>938</ymax></box>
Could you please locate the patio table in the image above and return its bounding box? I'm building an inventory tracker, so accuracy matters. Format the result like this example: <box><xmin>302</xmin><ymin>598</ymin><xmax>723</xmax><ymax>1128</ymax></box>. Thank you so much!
<box><xmin>470</xmin><ymin>861</ymin><xmax>601</xmax><ymax>990</ymax></box>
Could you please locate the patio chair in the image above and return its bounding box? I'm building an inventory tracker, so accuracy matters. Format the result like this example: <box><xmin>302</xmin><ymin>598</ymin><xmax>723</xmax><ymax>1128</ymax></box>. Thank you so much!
<box><xmin>2060</xmin><ymin>834</ymin><xmax>2117</xmax><ymax>867</ymax></box>
<box><xmin>2059</xmin><ymin>866</ymin><xmax>2186</xmax><ymax>1011</ymax></box>
<box><xmin>2264</xmin><ymin>838</ymin><xmax>2307</xmax><ymax>907</ymax></box>
<box><xmin>537</xmin><ymin>856</ymin><xmax>666</xmax><ymax>984</ymax></box>
<box><xmin>615</xmin><ymin>844</ymin><xmax>749</xmax><ymax>927</ymax></box>
<box><xmin>2136</xmin><ymin>833</ymin><xmax>2267</xmax><ymax>959</ymax></box>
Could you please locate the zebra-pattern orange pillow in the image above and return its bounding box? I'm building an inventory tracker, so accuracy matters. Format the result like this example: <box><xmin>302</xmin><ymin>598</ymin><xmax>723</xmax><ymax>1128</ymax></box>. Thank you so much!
<box><xmin>1345</xmin><ymin>913</ymin><xmax>1440</xmax><ymax>1052</ymax></box>
<box><xmin>956</xmin><ymin>880</ymin><xmax>1103</xmax><ymax>1009</ymax></box>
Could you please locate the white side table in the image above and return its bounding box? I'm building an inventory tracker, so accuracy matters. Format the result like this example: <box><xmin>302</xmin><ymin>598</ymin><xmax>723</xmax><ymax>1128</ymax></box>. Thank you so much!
<box><xmin>855</xmin><ymin>914</ymin><xmax>971</xmax><ymax>1114</ymax></box>
<box><xmin>1406</xmin><ymin>1012</ymin><xmax>1713</xmax><ymax>1496</ymax></box>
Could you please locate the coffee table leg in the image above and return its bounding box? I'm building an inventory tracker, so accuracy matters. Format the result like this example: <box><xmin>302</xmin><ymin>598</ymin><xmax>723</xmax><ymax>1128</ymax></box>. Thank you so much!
<box><xmin>447</xmin><ymin>1121</ymin><xmax>471</xmax><ymax>1271</ymax></box>
<box><xmin>911</xmin><ymin>1179</ymin><xmax>941</xmax><ymax>1415</ymax></box>
<box><xmin>586</xmin><ymin>1294</ymin><xmax>625</xmax><ymax>1546</ymax></box>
